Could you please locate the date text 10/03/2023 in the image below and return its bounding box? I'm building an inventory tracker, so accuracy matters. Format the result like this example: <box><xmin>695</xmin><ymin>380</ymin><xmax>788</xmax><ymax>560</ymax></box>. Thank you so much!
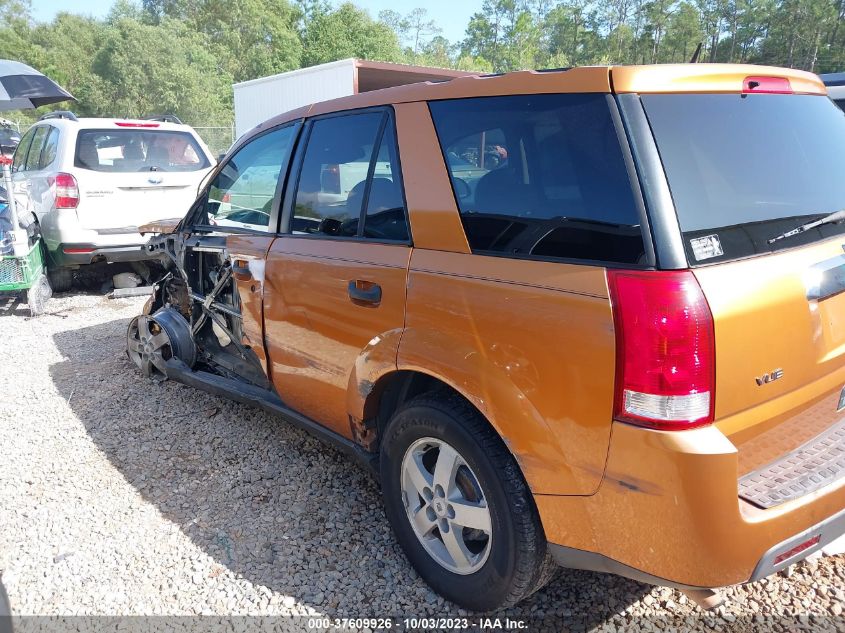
<box><xmin>306</xmin><ymin>617</ymin><xmax>529</xmax><ymax>630</ymax></box>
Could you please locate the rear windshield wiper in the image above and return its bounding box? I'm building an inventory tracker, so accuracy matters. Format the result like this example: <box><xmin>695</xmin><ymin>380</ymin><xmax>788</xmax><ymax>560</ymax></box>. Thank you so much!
<box><xmin>767</xmin><ymin>209</ymin><xmax>845</xmax><ymax>244</ymax></box>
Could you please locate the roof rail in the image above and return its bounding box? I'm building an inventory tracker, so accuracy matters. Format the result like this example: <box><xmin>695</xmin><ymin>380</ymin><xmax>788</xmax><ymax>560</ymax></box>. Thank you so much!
<box><xmin>144</xmin><ymin>114</ymin><xmax>183</xmax><ymax>125</ymax></box>
<box><xmin>39</xmin><ymin>111</ymin><xmax>78</xmax><ymax>122</ymax></box>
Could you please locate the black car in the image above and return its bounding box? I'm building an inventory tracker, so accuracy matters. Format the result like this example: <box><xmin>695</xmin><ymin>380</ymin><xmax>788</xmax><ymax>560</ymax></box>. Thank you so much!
<box><xmin>821</xmin><ymin>72</ymin><xmax>845</xmax><ymax>111</ymax></box>
<box><xmin>0</xmin><ymin>127</ymin><xmax>20</xmax><ymax>157</ymax></box>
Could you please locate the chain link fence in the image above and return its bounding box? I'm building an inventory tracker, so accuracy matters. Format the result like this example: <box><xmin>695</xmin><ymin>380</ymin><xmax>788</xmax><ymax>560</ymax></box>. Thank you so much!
<box><xmin>192</xmin><ymin>125</ymin><xmax>236</xmax><ymax>158</ymax></box>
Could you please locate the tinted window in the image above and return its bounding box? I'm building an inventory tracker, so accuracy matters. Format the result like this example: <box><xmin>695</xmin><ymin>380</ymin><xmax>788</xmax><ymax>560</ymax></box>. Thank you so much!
<box><xmin>835</xmin><ymin>99</ymin><xmax>845</xmax><ymax>112</ymax></box>
<box><xmin>12</xmin><ymin>128</ymin><xmax>34</xmax><ymax>172</ymax></box>
<box><xmin>362</xmin><ymin>123</ymin><xmax>408</xmax><ymax>241</ymax></box>
<box><xmin>39</xmin><ymin>127</ymin><xmax>59</xmax><ymax>169</ymax></box>
<box><xmin>643</xmin><ymin>94</ymin><xmax>845</xmax><ymax>264</ymax></box>
<box><xmin>293</xmin><ymin>113</ymin><xmax>383</xmax><ymax>238</ymax></box>
<box><xmin>429</xmin><ymin>94</ymin><xmax>643</xmax><ymax>264</ymax></box>
<box><xmin>205</xmin><ymin>124</ymin><xmax>298</xmax><ymax>231</ymax></box>
<box><xmin>75</xmin><ymin>129</ymin><xmax>210</xmax><ymax>172</ymax></box>
<box><xmin>24</xmin><ymin>126</ymin><xmax>49</xmax><ymax>171</ymax></box>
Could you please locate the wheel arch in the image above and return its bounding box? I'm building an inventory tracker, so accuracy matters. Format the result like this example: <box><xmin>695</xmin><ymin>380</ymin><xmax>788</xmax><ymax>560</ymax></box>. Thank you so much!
<box><xmin>346</xmin><ymin>325</ymin><xmax>601</xmax><ymax>495</ymax></box>
<box><xmin>360</xmin><ymin>367</ymin><xmax>556</xmax><ymax>495</ymax></box>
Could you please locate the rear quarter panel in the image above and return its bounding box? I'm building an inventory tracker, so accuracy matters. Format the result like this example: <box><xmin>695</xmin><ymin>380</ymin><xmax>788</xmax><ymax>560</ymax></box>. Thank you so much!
<box><xmin>400</xmin><ymin>251</ymin><xmax>616</xmax><ymax>496</ymax></box>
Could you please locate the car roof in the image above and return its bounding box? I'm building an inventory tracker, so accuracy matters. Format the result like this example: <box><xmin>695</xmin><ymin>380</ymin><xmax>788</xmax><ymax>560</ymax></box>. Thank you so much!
<box><xmin>241</xmin><ymin>64</ymin><xmax>826</xmax><ymax>149</ymax></box>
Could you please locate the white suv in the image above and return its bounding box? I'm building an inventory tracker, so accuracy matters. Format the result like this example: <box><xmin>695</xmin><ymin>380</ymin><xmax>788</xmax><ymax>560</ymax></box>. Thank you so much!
<box><xmin>11</xmin><ymin>112</ymin><xmax>215</xmax><ymax>290</ymax></box>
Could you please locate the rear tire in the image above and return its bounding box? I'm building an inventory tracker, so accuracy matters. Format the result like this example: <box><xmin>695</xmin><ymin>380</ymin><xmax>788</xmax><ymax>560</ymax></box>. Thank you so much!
<box><xmin>380</xmin><ymin>392</ymin><xmax>556</xmax><ymax>611</ymax></box>
<box><xmin>47</xmin><ymin>267</ymin><xmax>73</xmax><ymax>293</ymax></box>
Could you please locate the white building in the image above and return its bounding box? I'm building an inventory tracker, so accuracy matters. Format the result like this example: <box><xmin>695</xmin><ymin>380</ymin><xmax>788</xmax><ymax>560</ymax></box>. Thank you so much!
<box><xmin>232</xmin><ymin>58</ymin><xmax>472</xmax><ymax>138</ymax></box>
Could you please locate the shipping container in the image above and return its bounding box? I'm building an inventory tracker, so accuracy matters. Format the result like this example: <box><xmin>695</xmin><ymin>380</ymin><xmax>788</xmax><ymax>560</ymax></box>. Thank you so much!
<box><xmin>232</xmin><ymin>58</ymin><xmax>472</xmax><ymax>139</ymax></box>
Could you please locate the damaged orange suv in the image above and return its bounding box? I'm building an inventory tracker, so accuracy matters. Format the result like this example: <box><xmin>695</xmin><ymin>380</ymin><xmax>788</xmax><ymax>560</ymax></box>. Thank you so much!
<box><xmin>130</xmin><ymin>64</ymin><xmax>845</xmax><ymax>611</ymax></box>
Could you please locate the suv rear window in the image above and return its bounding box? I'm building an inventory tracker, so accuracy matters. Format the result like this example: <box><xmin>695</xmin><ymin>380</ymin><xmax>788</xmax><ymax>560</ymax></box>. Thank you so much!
<box><xmin>75</xmin><ymin>129</ymin><xmax>210</xmax><ymax>172</ymax></box>
<box><xmin>429</xmin><ymin>94</ymin><xmax>645</xmax><ymax>265</ymax></box>
<box><xmin>642</xmin><ymin>94</ymin><xmax>845</xmax><ymax>264</ymax></box>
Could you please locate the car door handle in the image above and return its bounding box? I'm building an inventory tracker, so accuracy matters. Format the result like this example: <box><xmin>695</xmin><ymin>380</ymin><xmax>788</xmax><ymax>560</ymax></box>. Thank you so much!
<box><xmin>348</xmin><ymin>280</ymin><xmax>382</xmax><ymax>305</ymax></box>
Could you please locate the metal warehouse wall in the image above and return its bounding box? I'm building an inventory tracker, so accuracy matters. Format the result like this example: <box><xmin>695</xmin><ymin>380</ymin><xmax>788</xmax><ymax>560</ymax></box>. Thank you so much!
<box><xmin>233</xmin><ymin>58</ymin><xmax>356</xmax><ymax>139</ymax></box>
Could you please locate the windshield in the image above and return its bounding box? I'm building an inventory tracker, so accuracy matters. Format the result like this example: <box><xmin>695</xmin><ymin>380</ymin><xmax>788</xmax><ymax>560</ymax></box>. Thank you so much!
<box><xmin>75</xmin><ymin>129</ymin><xmax>210</xmax><ymax>173</ymax></box>
<box><xmin>642</xmin><ymin>93</ymin><xmax>845</xmax><ymax>264</ymax></box>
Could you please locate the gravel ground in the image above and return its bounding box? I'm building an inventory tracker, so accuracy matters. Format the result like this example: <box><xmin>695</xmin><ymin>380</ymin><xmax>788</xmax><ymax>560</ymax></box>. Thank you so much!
<box><xmin>1</xmin><ymin>291</ymin><xmax>844</xmax><ymax>631</ymax></box>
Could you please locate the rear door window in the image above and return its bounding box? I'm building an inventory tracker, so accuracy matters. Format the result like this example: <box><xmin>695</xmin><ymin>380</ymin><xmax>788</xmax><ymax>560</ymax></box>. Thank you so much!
<box><xmin>291</xmin><ymin>110</ymin><xmax>409</xmax><ymax>242</ymax></box>
<box><xmin>292</xmin><ymin>112</ymin><xmax>383</xmax><ymax>238</ymax></box>
<box><xmin>75</xmin><ymin>129</ymin><xmax>210</xmax><ymax>172</ymax></box>
<box><xmin>429</xmin><ymin>94</ymin><xmax>644</xmax><ymax>265</ymax></box>
<box><xmin>642</xmin><ymin>94</ymin><xmax>845</xmax><ymax>264</ymax></box>
<box><xmin>362</xmin><ymin>122</ymin><xmax>409</xmax><ymax>241</ymax></box>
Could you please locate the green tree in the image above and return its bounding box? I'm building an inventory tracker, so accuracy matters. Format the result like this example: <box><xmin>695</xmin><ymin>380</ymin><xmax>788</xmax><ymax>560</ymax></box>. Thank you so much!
<box><xmin>417</xmin><ymin>35</ymin><xmax>455</xmax><ymax>68</ymax></box>
<box><xmin>404</xmin><ymin>8</ymin><xmax>442</xmax><ymax>60</ymax></box>
<box><xmin>27</xmin><ymin>14</ymin><xmax>109</xmax><ymax>115</ymax></box>
<box><xmin>661</xmin><ymin>1</ymin><xmax>705</xmax><ymax>61</ymax></box>
<box><xmin>461</xmin><ymin>0</ymin><xmax>543</xmax><ymax>71</ymax></box>
<box><xmin>90</xmin><ymin>17</ymin><xmax>231</xmax><ymax>123</ymax></box>
<box><xmin>142</xmin><ymin>0</ymin><xmax>302</xmax><ymax>82</ymax></box>
<box><xmin>301</xmin><ymin>3</ymin><xmax>404</xmax><ymax>66</ymax></box>
<box><xmin>0</xmin><ymin>0</ymin><xmax>35</xmax><ymax>61</ymax></box>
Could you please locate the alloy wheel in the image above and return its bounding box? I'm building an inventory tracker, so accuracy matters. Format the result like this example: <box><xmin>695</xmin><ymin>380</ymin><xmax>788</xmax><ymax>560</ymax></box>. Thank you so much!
<box><xmin>400</xmin><ymin>437</ymin><xmax>493</xmax><ymax>575</ymax></box>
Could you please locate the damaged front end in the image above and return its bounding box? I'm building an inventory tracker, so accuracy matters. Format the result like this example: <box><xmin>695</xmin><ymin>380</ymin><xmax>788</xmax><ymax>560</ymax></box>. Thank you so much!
<box><xmin>127</xmin><ymin>228</ymin><xmax>270</xmax><ymax>391</ymax></box>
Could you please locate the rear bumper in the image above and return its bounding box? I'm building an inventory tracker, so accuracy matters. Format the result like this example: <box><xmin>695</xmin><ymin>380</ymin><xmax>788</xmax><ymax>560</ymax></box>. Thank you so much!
<box><xmin>50</xmin><ymin>243</ymin><xmax>157</xmax><ymax>267</ymax></box>
<box><xmin>535</xmin><ymin>421</ymin><xmax>845</xmax><ymax>589</ymax></box>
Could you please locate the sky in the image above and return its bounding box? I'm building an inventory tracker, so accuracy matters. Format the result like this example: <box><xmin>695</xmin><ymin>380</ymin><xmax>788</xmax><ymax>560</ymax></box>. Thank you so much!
<box><xmin>29</xmin><ymin>0</ymin><xmax>479</xmax><ymax>45</ymax></box>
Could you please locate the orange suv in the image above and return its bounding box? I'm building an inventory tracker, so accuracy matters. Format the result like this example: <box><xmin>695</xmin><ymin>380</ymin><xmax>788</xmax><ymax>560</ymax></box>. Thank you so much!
<box><xmin>130</xmin><ymin>64</ymin><xmax>845</xmax><ymax>611</ymax></box>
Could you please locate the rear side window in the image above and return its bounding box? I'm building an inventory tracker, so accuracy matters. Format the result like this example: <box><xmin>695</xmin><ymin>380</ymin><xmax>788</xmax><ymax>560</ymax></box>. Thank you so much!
<box><xmin>429</xmin><ymin>94</ymin><xmax>644</xmax><ymax>265</ymax></box>
<box><xmin>836</xmin><ymin>99</ymin><xmax>845</xmax><ymax>112</ymax></box>
<box><xmin>24</xmin><ymin>126</ymin><xmax>48</xmax><ymax>171</ymax></box>
<box><xmin>75</xmin><ymin>129</ymin><xmax>210</xmax><ymax>172</ymax></box>
<box><xmin>292</xmin><ymin>111</ymin><xmax>409</xmax><ymax>241</ymax></box>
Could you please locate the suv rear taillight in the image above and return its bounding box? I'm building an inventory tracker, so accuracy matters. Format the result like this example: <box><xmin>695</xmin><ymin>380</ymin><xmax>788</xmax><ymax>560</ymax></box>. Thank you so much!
<box><xmin>54</xmin><ymin>172</ymin><xmax>79</xmax><ymax>209</ymax></box>
<box><xmin>607</xmin><ymin>270</ymin><xmax>715</xmax><ymax>431</ymax></box>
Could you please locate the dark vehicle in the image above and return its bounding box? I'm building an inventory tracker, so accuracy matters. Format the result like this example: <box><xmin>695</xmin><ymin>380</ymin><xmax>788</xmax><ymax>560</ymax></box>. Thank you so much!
<box><xmin>0</xmin><ymin>126</ymin><xmax>20</xmax><ymax>158</ymax></box>
<box><xmin>821</xmin><ymin>72</ymin><xmax>845</xmax><ymax>110</ymax></box>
